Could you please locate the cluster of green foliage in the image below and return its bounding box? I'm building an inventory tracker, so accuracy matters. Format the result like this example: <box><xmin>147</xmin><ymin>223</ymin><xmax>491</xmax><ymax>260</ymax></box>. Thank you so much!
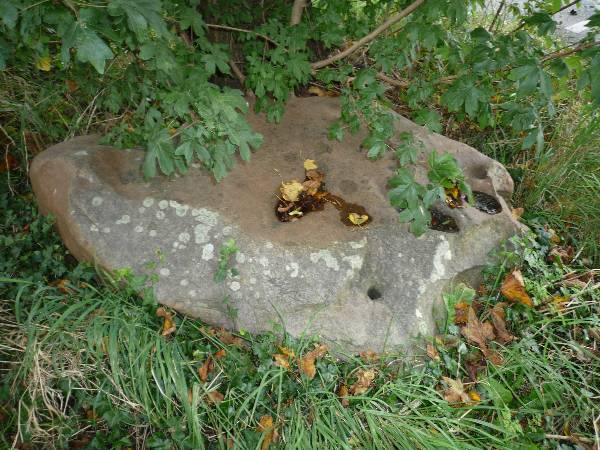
<box><xmin>1</xmin><ymin>185</ymin><xmax>598</xmax><ymax>448</ymax></box>
<box><xmin>387</xmin><ymin>132</ymin><xmax>472</xmax><ymax>235</ymax></box>
<box><xmin>1</xmin><ymin>0</ymin><xmax>599</xmax><ymax>234</ymax></box>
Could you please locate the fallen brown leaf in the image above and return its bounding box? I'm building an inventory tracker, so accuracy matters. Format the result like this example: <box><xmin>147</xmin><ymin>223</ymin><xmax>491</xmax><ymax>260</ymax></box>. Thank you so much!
<box><xmin>214</xmin><ymin>328</ymin><xmax>245</xmax><ymax>347</ymax></box>
<box><xmin>349</xmin><ymin>369</ymin><xmax>375</xmax><ymax>395</ymax></box>
<box><xmin>359</xmin><ymin>349</ymin><xmax>379</xmax><ymax>361</ymax></box>
<box><xmin>454</xmin><ymin>301</ymin><xmax>470</xmax><ymax>325</ymax></box>
<box><xmin>206</xmin><ymin>390</ymin><xmax>224</xmax><ymax>404</ymax></box>
<box><xmin>490</xmin><ymin>302</ymin><xmax>515</xmax><ymax>344</ymax></box>
<box><xmin>0</xmin><ymin>153</ymin><xmax>19</xmax><ymax>174</ymax></box>
<box><xmin>298</xmin><ymin>344</ymin><xmax>328</xmax><ymax>379</ymax></box>
<box><xmin>198</xmin><ymin>356</ymin><xmax>213</xmax><ymax>382</ymax></box>
<box><xmin>214</xmin><ymin>349</ymin><xmax>227</xmax><ymax>359</ymax></box>
<box><xmin>442</xmin><ymin>377</ymin><xmax>470</xmax><ymax>404</ymax></box>
<box><xmin>66</xmin><ymin>79</ymin><xmax>78</xmax><ymax>93</ymax></box>
<box><xmin>257</xmin><ymin>415</ymin><xmax>278</xmax><ymax>450</ymax></box>
<box><xmin>511</xmin><ymin>207</ymin><xmax>524</xmax><ymax>220</ymax></box>
<box><xmin>461</xmin><ymin>307</ymin><xmax>503</xmax><ymax>364</ymax></box>
<box><xmin>273</xmin><ymin>353</ymin><xmax>291</xmax><ymax>370</ymax></box>
<box><xmin>426</xmin><ymin>343</ymin><xmax>440</xmax><ymax>361</ymax></box>
<box><xmin>500</xmin><ymin>269</ymin><xmax>533</xmax><ymax>307</ymax></box>
<box><xmin>156</xmin><ymin>307</ymin><xmax>176</xmax><ymax>336</ymax></box>
<box><xmin>548</xmin><ymin>245</ymin><xmax>574</xmax><ymax>263</ymax></box>
<box><xmin>338</xmin><ymin>384</ymin><xmax>350</xmax><ymax>407</ymax></box>
<box><xmin>307</xmin><ymin>85</ymin><xmax>339</xmax><ymax>97</ymax></box>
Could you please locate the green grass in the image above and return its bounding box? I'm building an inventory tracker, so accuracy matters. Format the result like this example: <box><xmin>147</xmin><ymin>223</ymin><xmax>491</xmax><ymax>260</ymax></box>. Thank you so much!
<box><xmin>1</xmin><ymin>189</ymin><xmax>599</xmax><ymax>449</ymax></box>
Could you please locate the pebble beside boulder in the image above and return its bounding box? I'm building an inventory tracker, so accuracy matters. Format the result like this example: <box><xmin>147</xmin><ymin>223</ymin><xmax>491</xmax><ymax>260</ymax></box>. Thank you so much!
<box><xmin>30</xmin><ymin>96</ymin><xmax>522</xmax><ymax>353</ymax></box>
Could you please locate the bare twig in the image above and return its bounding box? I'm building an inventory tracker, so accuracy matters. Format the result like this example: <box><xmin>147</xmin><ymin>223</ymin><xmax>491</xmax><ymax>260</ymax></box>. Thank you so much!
<box><xmin>205</xmin><ymin>24</ymin><xmax>282</xmax><ymax>48</ymax></box>
<box><xmin>489</xmin><ymin>0</ymin><xmax>505</xmax><ymax>33</ymax></box>
<box><xmin>541</xmin><ymin>41</ymin><xmax>600</xmax><ymax>62</ymax></box>
<box><xmin>290</xmin><ymin>0</ymin><xmax>307</xmax><ymax>26</ymax></box>
<box><xmin>375</xmin><ymin>72</ymin><xmax>456</xmax><ymax>89</ymax></box>
<box><xmin>311</xmin><ymin>0</ymin><xmax>426</xmax><ymax>70</ymax></box>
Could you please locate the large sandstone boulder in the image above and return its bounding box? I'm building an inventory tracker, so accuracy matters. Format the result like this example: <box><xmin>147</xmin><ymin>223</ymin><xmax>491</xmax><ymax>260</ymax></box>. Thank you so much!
<box><xmin>31</xmin><ymin>96</ymin><xmax>520</xmax><ymax>353</ymax></box>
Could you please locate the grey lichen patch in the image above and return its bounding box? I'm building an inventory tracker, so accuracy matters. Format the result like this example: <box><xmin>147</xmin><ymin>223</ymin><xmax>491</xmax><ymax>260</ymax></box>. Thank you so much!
<box><xmin>180</xmin><ymin>279</ymin><xmax>189</xmax><ymax>286</ymax></box>
<box><xmin>102</xmin><ymin>227</ymin><xmax>111</xmax><ymax>233</ymax></box>
<box><xmin>236</xmin><ymin>252</ymin><xmax>247</xmax><ymax>264</ymax></box>
<box><xmin>349</xmin><ymin>237</ymin><xmax>367</xmax><ymax>249</ymax></box>
<box><xmin>430</xmin><ymin>238</ymin><xmax>452</xmax><ymax>283</ymax></box>
<box><xmin>159</xmin><ymin>268</ymin><xmax>171</xmax><ymax>276</ymax></box>
<box><xmin>135</xmin><ymin>225</ymin><xmax>144</xmax><ymax>233</ymax></box>
<box><xmin>343</xmin><ymin>254</ymin><xmax>363</xmax><ymax>270</ymax></box>
<box><xmin>149</xmin><ymin>230</ymin><xmax>157</xmax><ymax>237</ymax></box>
<box><xmin>194</xmin><ymin>224</ymin><xmax>211</xmax><ymax>244</ymax></box>
<box><xmin>178</xmin><ymin>232</ymin><xmax>191</xmax><ymax>243</ymax></box>
<box><xmin>143</xmin><ymin>197</ymin><xmax>154</xmax><ymax>207</ymax></box>
<box><xmin>116</xmin><ymin>215</ymin><xmax>131</xmax><ymax>225</ymax></box>
<box><xmin>310</xmin><ymin>250</ymin><xmax>340</xmax><ymax>271</ymax></box>
<box><xmin>156</xmin><ymin>211</ymin><xmax>166</xmax><ymax>220</ymax></box>
<box><xmin>202</xmin><ymin>243</ymin><xmax>214</xmax><ymax>260</ymax></box>
<box><xmin>158</xmin><ymin>200</ymin><xmax>169</xmax><ymax>209</ymax></box>
<box><xmin>229</xmin><ymin>281</ymin><xmax>241</xmax><ymax>291</ymax></box>
<box><xmin>92</xmin><ymin>196</ymin><xmax>103</xmax><ymax>206</ymax></box>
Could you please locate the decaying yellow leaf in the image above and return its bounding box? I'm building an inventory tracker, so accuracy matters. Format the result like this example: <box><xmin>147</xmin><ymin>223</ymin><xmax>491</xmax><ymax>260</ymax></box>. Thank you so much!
<box><xmin>273</xmin><ymin>353</ymin><xmax>291</xmax><ymax>370</ymax></box>
<box><xmin>349</xmin><ymin>369</ymin><xmax>376</xmax><ymax>395</ymax></box>
<box><xmin>442</xmin><ymin>377</ymin><xmax>470</xmax><ymax>404</ymax></box>
<box><xmin>298</xmin><ymin>344</ymin><xmax>328</xmax><ymax>379</ymax></box>
<box><xmin>307</xmin><ymin>85</ymin><xmax>339</xmax><ymax>97</ymax></box>
<box><xmin>257</xmin><ymin>415</ymin><xmax>278</xmax><ymax>450</ymax></box>
<box><xmin>468</xmin><ymin>390</ymin><xmax>481</xmax><ymax>402</ymax></box>
<box><xmin>213</xmin><ymin>328</ymin><xmax>245</xmax><ymax>347</ymax></box>
<box><xmin>156</xmin><ymin>307</ymin><xmax>176</xmax><ymax>336</ymax></box>
<box><xmin>36</xmin><ymin>56</ymin><xmax>52</xmax><ymax>71</ymax></box>
<box><xmin>348</xmin><ymin>212</ymin><xmax>369</xmax><ymax>226</ymax></box>
<box><xmin>303</xmin><ymin>159</ymin><xmax>318</xmax><ymax>170</ymax></box>
<box><xmin>454</xmin><ymin>301</ymin><xmax>470</xmax><ymax>325</ymax></box>
<box><xmin>500</xmin><ymin>269</ymin><xmax>533</xmax><ymax>307</ymax></box>
<box><xmin>280</xmin><ymin>180</ymin><xmax>304</xmax><ymax>202</ymax></box>
<box><xmin>338</xmin><ymin>384</ymin><xmax>350</xmax><ymax>407</ymax></box>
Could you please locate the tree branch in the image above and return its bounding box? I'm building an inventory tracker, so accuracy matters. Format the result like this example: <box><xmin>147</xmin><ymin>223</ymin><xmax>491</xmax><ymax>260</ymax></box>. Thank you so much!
<box><xmin>488</xmin><ymin>0</ymin><xmax>505</xmax><ymax>33</ymax></box>
<box><xmin>311</xmin><ymin>0</ymin><xmax>426</xmax><ymax>70</ymax></box>
<box><xmin>541</xmin><ymin>40</ymin><xmax>600</xmax><ymax>62</ymax></box>
<box><xmin>290</xmin><ymin>0</ymin><xmax>307</xmax><ymax>26</ymax></box>
<box><xmin>205</xmin><ymin>24</ymin><xmax>282</xmax><ymax>48</ymax></box>
<box><xmin>513</xmin><ymin>0</ymin><xmax>580</xmax><ymax>33</ymax></box>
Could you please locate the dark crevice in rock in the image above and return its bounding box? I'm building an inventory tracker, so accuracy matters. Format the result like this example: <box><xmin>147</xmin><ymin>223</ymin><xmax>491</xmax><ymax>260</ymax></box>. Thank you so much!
<box><xmin>367</xmin><ymin>286</ymin><xmax>382</xmax><ymax>300</ymax></box>
<box><xmin>429</xmin><ymin>208</ymin><xmax>460</xmax><ymax>233</ymax></box>
<box><xmin>472</xmin><ymin>191</ymin><xmax>502</xmax><ymax>214</ymax></box>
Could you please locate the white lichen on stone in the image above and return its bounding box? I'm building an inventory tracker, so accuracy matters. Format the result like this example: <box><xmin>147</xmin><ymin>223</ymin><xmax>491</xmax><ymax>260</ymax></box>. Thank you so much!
<box><xmin>415</xmin><ymin>308</ymin><xmax>423</xmax><ymax>318</ymax></box>
<box><xmin>156</xmin><ymin>211</ymin><xmax>165</xmax><ymax>220</ymax></box>
<box><xmin>202</xmin><ymin>243</ymin><xmax>214</xmax><ymax>261</ymax></box>
<box><xmin>222</xmin><ymin>226</ymin><xmax>232</xmax><ymax>236</ymax></box>
<box><xmin>250</xmin><ymin>277</ymin><xmax>257</xmax><ymax>284</ymax></box>
<box><xmin>259</xmin><ymin>256</ymin><xmax>269</xmax><ymax>267</ymax></box>
<box><xmin>92</xmin><ymin>196</ymin><xmax>103</xmax><ymax>206</ymax></box>
<box><xmin>310</xmin><ymin>250</ymin><xmax>340</xmax><ymax>271</ymax></box>
<box><xmin>158</xmin><ymin>200</ymin><xmax>169</xmax><ymax>209</ymax></box>
<box><xmin>192</xmin><ymin>208</ymin><xmax>218</xmax><ymax>227</ymax></box>
<box><xmin>188</xmin><ymin>289</ymin><xmax>197</xmax><ymax>297</ymax></box>
<box><xmin>289</xmin><ymin>262</ymin><xmax>299</xmax><ymax>278</ymax></box>
<box><xmin>265</xmin><ymin>241</ymin><xmax>274</xmax><ymax>249</ymax></box>
<box><xmin>116</xmin><ymin>215</ymin><xmax>131</xmax><ymax>225</ymax></box>
<box><xmin>90</xmin><ymin>224</ymin><xmax>99</xmax><ymax>232</ymax></box>
<box><xmin>143</xmin><ymin>197</ymin><xmax>154</xmax><ymax>207</ymax></box>
<box><xmin>149</xmin><ymin>230</ymin><xmax>157</xmax><ymax>237</ymax></box>
<box><xmin>229</xmin><ymin>281</ymin><xmax>241</xmax><ymax>291</ymax></box>
<box><xmin>74</xmin><ymin>150</ymin><xmax>88</xmax><ymax>156</ymax></box>
<box><xmin>349</xmin><ymin>237</ymin><xmax>367</xmax><ymax>249</ymax></box>
<box><xmin>102</xmin><ymin>227</ymin><xmax>110</xmax><ymax>233</ymax></box>
<box><xmin>180</xmin><ymin>279</ymin><xmax>189</xmax><ymax>286</ymax></box>
<box><xmin>194</xmin><ymin>223</ymin><xmax>211</xmax><ymax>244</ymax></box>
<box><xmin>138</xmin><ymin>207</ymin><xmax>145</xmax><ymax>214</ymax></box>
<box><xmin>178</xmin><ymin>232</ymin><xmax>191</xmax><ymax>243</ymax></box>
<box><xmin>236</xmin><ymin>252</ymin><xmax>246</xmax><ymax>264</ymax></box>
<box><xmin>135</xmin><ymin>225</ymin><xmax>144</xmax><ymax>233</ymax></box>
<box><xmin>430</xmin><ymin>238</ymin><xmax>452</xmax><ymax>283</ymax></box>
<box><xmin>159</xmin><ymin>268</ymin><xmax>170</xmax><ymax>276</ymax></box>
<box><xmin>343</xmin><ymin>255</ymin><xmax>363</xmax><ymax>270</ymax></box>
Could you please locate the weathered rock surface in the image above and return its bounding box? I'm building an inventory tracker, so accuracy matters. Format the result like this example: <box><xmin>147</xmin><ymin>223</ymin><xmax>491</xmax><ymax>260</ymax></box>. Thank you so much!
<box><xmin>31</xmin><ymin>96</ymin><xmax>521</xmax><ymax>353</ymax></box>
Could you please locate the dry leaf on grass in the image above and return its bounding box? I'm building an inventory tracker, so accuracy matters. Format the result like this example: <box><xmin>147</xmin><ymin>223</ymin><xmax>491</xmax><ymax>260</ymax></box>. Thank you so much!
<box><xmin>338</xmin><ymin>384</ymin><xmax>350</xmax><ymax>407</ymax></box>
<box><xmin>280</xmin><ymin>181</ymin><xmax>304</xmax><ymax>202</ymax></box>
<box><xmin>273</xmin><ymin>353</ymin><xmax>291</xmax><ymax>370</ymax></box>
<box><xmin>442</xmin><ymin>377</ymin><xmax>470</xmax><ymax>404</ymax></box>
<box><xmin>500</xmin><ymin>269</ymin><xmax>533</xmax><ymax>307</ymax></box>
<box><xmin>359</xmin><ymin>349</ymin><xmax>379</xmax><ymax>361</ymax></box>
<box><xmin>156</xmin><ymin>307</ymin><xmax>176</xmax><ymax>336</ymax></box>
<box><xmin>206</xmin><ymin>390</ymin><xmax>224</xmax><ymax>404</ymax></box>
<box><xmin>461</xmin><ymin>307</ymin><xmax>503</xmax><ymax>365</ymax></box>
<box><xmin>213</xmin><ymin>328</ymin><xmax>245</xmax><ymax>347</ymax></box>
<box><xmin>426</xmin><ymin>343</ymin><xmax>440</xmax><ymax>361</ymax></box>
<box><xmin>548</xmin><ymin>245</ymin><xmax>574</xmax><ymax>263</ymax></box>
<box><xmin>0</xmin><ymin>154</ymin><xmax>19</xmax><ymax>174</ymax></box>
<box><xmin>298</xmin><ymin>344</ymin><xmax>328</xmax><ymax>379</ymax></box>
<box><xmin>490</xmin><ymin>302</ymin><xmax>515</xmax><ymax>344</ymax></box>
<box><xmin>454</xmin><ymin>301</ymin><xmax>470</xmax><ymax>325</ymax></box>
<box><xmin>307</xmin><ymin>85</ymin><xmax>339</xmax><ymax>97</ymax></box>
<box><xmin>349</xmin><ymin>369</ymin><xmax>376</xmax><ymax>395</ymax></box>
<box><xmin>257</xmin><ymin>415</ymin><xmax>278</xmax><ymax>450</ymax></box>
<box><xmin>198</xmin><ymin>356</ymin><xmax>213</xmax><ymax>382</ymax></box>
<box><xmin>214</xmin><ymin>349</ymin><xmax>227</xmax><ymax>359</ymax></box>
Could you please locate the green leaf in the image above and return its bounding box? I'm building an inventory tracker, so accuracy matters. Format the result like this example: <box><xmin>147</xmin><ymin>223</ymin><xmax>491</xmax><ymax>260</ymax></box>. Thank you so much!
<box><xmin>0</xmin><ymin>2</ymin><xmax>18</xmax><ymax>29</ymax></box>
<box><xmin>62</xmin><ymin>22</ymin><xmax>114</xmax><ymax>74</ymax></box>
<box><xmin>441</xmin><ymin>77</ymin><xmax>487</xmax><ymax>118</ymax></box>
<box><xmin>414</xmin><ymin>108</ymin><xmax>442</xmax><ymax>133</ymax></box>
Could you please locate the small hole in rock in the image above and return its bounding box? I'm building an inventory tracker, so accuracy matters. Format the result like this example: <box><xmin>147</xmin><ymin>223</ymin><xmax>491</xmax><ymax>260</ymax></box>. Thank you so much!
<box><xmin>367</xmin><ymin>286</ymin><xmax>382</xmax><ymax>300</ymax></box>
